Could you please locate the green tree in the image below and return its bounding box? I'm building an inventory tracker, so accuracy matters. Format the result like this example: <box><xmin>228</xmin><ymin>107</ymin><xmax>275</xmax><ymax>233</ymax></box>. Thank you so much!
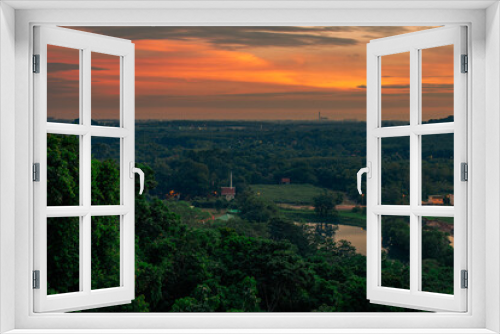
<box><xmin>172</xmin><ymin>159</ymin><xmax>210</xmax><ymax>199</ymax></box>
<box><xmin>237</xmin><ymin>191</ymin><xmax>278</xmax><ymax>223</ymax></box>
<box><xmin>268</xmin><ymin>217</ymin><xmax>311</xmax><ymax>256</ymax></box>
<box><xmin>313</xmin><ymin>191</ymin><xmax>342</xmax><ymax>219</ymax></box>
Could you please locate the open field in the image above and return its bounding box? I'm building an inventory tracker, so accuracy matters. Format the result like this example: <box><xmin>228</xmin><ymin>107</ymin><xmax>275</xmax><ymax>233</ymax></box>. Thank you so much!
<box><xmin>251</xmin><ymin>184</ymin><xmax>336</xmax><ymax>205</ymax></box>
<box><xmin>425</xmin><ymin>216</ymin><xmax>454</xmax><ymax>225</ymax></box>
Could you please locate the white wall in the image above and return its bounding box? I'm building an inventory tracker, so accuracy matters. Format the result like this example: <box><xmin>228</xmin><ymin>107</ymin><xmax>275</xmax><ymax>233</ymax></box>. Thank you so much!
<box><xmin>486</xmin><ymin>2</ymin><xmax>500</xmax><ymax>333</ymax></box>
<box><xmin>0</xmin><ymin>2</ymin><xmax>16</xmax><ymax>333</ymax></box>
<box><xmin>4</xmin><ymin>4</ymin><xmax>494</xmax><ymax>332</ymax></box>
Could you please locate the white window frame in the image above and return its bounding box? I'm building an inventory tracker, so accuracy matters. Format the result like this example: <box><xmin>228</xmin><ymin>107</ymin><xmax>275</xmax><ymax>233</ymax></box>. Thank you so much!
<box><xmin>366</xmin><ymin>26</ymin><xmax>468</xmax><ymax>312</ymax></box>
<box><xmin>33</xmin><ymin>26</ymin><xmax>136</xmax><ymax>313</ymax></box>
<box><xmin>1</xmin><ymin>1</ymin><xmax>499</xmax><ymax>333</ymax></box>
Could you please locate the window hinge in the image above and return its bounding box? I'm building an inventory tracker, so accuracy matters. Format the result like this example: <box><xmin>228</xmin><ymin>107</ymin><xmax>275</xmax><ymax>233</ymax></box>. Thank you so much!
<box><xmin>33</xmin><ymin>270</ymin><xmax>40</xmax><ymax>289</ymax></box>
<box><xmin>461</xmin><ymin>270</ymin><xmax>468</xmax><ymax>289</ymax></box>
<box><xmin>461</xmin><ymin>54</ymin><xmax>468</xmax><ymax>73</ymax></box>
<box><xmin>33</xmin><ymin>54</ymin><xmax>40</xmax><ymax>73</ymax></box>
<box><xmin>461</xmin><ymin>162</ymin><xmax>468</xmax><ymax>181</ymax></box>
<box><xmin>33</xmin><ymin>163</ymin><xmax>40</xmax><ymax>182</ymax></box>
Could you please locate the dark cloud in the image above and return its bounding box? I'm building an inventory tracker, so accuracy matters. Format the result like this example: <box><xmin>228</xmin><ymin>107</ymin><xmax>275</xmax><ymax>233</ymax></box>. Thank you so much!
<box><xmin>91</xmin><ymin>66</ymin><xmax>108</xmax><ymax>71</ymax></box>
<box><xmin>422</xmin><ymin>83</ymin><xmax>453</xmax><ymax>89</ymax></box>
<box><xmin>70</xmin><ymin>26</ymin><xmax>358</xmax><ymax>49</ymax></box>
<box><xmin>47</xmin><ymin>77</ymin><xmax>79</xmax><ymax>94</ymax></box>
<box><xmin>48</xmin><ymin>62</ymin><xmax>107</xmax><ymax>73</ymax></box>
<box><xmin>356</xmin><ymin>84</ymin><xmax>453</xmax><ymax>90</ymax></box>
<box><xmin>357</xmin><ymin>84</ymin><xmax>411</xmax><ymax>89</ymax></box>
<box><xmin>382</xmin><ymin>84</ymin><xmax>410</xmax><ymax>89</ymax></box>
<box><xmin>358</xmin><ymin>83</ymin><xmax>452</xmax><ymax>90</ymax></box>
<box><xmin>48</xmin><ymin>62</ymin><xmax>78</xmax><ymax>72</ymax></box>
<box><xmin>67</xmin><ymin>26</ymin><xmax>434</xmax><ymax>51</ymax></box>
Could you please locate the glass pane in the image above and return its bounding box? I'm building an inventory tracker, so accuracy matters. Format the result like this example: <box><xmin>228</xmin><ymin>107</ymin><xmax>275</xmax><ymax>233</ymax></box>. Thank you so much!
<box><xmin>381</xmin><ymin>137</ymin><xmax>410</xmax><ymax>205</ymax></box>
<box><xmin>47</xmin><ymin>133</ymin><xmax>80</xmax><ymax>206</ymax></box>
<box><xmin>92</xmin><ymin>52</ymin><xmax>120</xmax><ymax>127</ymax></box>
<box><xmin>91</xmin><ymin>137</ymin><xmax>121</xmax><ymax>206</ymax></box>
<box><xmin>421</xmin><ymin>45</ymin><xmax>454</xmax><ymax>124</ymax></box>
<box><xmin>381</xmin><ymin>215</ymin><xmax>410</xmax><ymax>289</ymax></box>
<box><xmin>47</xmin><ymin>217</ymin><xmax>80</xmax><ymax>295</ymax></box>
<box><xmin>381</xmin><ymin>52</ymin><xmax>410</xmax><ymax>127</ymax></box>
<box><xmin>47</xmin><ymin>45</ymin><xmax>80</xmax><ymax>124</ymax></box>
<box><xmin>421</xmin><ymin>133</ymin><xmax>454</xmax><ymax>206</ymax></box>
<box><xmin>91</xmin><ymin>216</ymin><xmax>120</xmax><ymax>290</ymax></box>
<box><xmin>421</xmin><ymin>216</ymin><xmax>454</xmax><ymax>294</ymax></box>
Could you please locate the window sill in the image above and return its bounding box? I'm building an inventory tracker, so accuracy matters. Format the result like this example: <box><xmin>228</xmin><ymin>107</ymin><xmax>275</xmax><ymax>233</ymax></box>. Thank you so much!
<box><xmin>4</xmin><ymin>329</ymin><xmax>497</xmax><ymax>334</ymax></box>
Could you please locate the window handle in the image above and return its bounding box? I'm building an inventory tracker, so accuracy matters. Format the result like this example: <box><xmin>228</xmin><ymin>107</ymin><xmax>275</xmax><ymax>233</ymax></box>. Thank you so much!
<box><xmin>357</xmin><ymin>162</ymin><xmax>371</xmax><ymax>195</ymax></box>
<box><xmin>130</xmin><ymin>162</ymin><xmax>145</xmax><ymax>195</ymax></box>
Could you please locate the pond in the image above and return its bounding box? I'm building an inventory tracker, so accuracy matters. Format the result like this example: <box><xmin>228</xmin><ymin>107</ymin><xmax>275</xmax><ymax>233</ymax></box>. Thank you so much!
<box><xmin>303</xmin><ymin>221</ymin><xmax>453</xmax><ymax>256</ymax></box>
<box><xmin>301</xmin><ymin>222</ymin><xmax>367</xmax><ymax>255</ymax></box>
<box><xmin>335</xmin><ymin>224</ymin><xmax>367</xmax><ymax>255</ymax></box>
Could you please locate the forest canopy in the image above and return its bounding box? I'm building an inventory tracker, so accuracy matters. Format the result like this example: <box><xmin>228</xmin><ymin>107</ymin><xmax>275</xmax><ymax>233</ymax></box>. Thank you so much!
<box><xmin>46</xmin><ymin>120</ymin><xmax>454</xmax><ymax>312</ymax></box>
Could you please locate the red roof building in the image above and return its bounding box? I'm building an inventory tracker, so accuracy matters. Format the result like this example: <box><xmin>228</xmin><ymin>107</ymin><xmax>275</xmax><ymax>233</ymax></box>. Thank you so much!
<box><xmin>221</xmin><ymin>187</ymin><xmax>236</xmax><ymax>196</ymax></box>
<box><xmin>280</xmin><ymin>177</ymin><xmax>291</xmax><ymax>184</ymax></box>
<box><xmin>221</xmin><ymin>172</ymin><xmax>236</xmax><ymax>200</ymax></box>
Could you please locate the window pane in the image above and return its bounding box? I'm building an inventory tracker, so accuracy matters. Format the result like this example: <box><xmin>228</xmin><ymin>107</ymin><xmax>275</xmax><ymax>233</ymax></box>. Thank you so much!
<box><xmin>421</xmin><ymin>216</ymin><xmax>454</xmax><ymax>294</ymax></box>
<box><xmin>381</xmin><ymin>52</ymin><xmax>410</xmax><ymax>127</ymax></box>
<box><xmin>421</xmin><ymin>134</ymin><xmax>454</xmax><ymax>206</ymax></box>
<box><xmin>381</xmin><ymin>215</ymin><xmax>410</xmax><ymax>289</ymax></box>
<box><xmin>91</xmin><ymin>216</ymin><xmax>120</xmax><ymax>290</ymax></box>
<box><xmin>92</xmin><ymin>52</ymin><xmax>120</xmax><ymax>127</ymax></box>
<box><xmin>47</xmin><ymin>217</ymin><xmax>80</xmax><ymax>295</ymax></box>
<box><xmin>381</xmin><ymin>137</ymin><xmax>410</xmax><ymax>205</ymax></box>
<box><xmin>47</xmin><ymin>133</ymin><xmax>80</xmax><ymax>206</ymax></box>
<box><xmin>47</xmin><ymin>45</ymin><xmax>80</xmax><ymax>124</ymax></box>
<box><xmin>421</xmin><ymin>45</ymin><xmax>454</xmax><ymax>124</ymax></box>
<box><xmin>91</xmin><ymin>137</ymin><xmax>121</xmax><ymax>206</ymax></box>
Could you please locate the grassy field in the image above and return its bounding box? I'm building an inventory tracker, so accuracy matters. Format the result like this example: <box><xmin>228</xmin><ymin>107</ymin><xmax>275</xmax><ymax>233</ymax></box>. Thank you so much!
<box><xmin>250</xmin><ymin>183</ymin><xmax>365</xmax><ymax>227</ymax></box>
<box><xmin>251</xmin><ymin>184</ymin><xmax>336</xmax><ymax>205</ymax></box>
<box><xmin>425</xmin><ymin>216</ymin><xmax>454</xmax><ymax>224</ymax></box>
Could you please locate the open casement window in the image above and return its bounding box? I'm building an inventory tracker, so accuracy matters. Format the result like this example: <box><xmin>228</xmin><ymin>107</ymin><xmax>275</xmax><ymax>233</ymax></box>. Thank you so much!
<box><xmin>33</xmin><ymin>26</ymin><xmax>140</xmax><ymax>312</ymax></box>
<box><xmin>364</xmin><ymin>26</ymin><xmax>467</xmax><ymax>312</ymax></box>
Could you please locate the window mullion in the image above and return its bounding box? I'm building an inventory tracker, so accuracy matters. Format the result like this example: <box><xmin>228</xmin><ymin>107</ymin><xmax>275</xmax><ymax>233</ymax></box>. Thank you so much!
<box><xmin>78</xmin><ymin>48</ymin><xmax>84</xmax><ymax>293</ymax></box>
<box><xmin>82</xmin><ymin>48</ymin><xmax>92</xmax><ymax>294</ymax></box>
<box><xmin>409</xmin><ymin>47</ymin><xmax>420</xmax><ymax>294</ymax></box>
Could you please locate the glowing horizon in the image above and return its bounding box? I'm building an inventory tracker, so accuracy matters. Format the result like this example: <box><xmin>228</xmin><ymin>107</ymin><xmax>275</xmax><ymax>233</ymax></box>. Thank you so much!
<box><xmin>47</xmin><ymin>26</ymin><xmax>453</xmax><ymax>122</ymax></box>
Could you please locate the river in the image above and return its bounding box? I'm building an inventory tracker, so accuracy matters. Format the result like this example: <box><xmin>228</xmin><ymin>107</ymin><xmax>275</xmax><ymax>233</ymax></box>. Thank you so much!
<box><xmin>307</xmin><ymin>223</ymin><xmax>454</xmax><ymax>256</ymax></box>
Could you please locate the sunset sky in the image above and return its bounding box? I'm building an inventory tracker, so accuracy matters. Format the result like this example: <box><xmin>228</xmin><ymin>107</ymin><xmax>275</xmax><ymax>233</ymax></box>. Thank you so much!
<box><xmin>47</xmin><ymin>26</ymin><xmax>453</xmax><ymax>121</ymax></box>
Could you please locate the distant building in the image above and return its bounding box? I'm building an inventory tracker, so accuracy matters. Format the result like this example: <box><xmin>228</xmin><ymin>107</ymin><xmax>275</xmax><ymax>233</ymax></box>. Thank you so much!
<box><xmin>426</xmin><ymin>195</ymin><xmax>445</xmax><ymax>205</ymax></box>
<box><xmin>221</xmin><ymin>187</ymin><xmax>236</xmax><ymax>200</ymax></box>
<box><xmin>318</xmin><ymin>111</ymin><xmax>328</xmax><ymax>121</ymax></box>
<box><xmin>221</xmin><ymin>171</ymin><xmax>236</xmax><ymax>200</ymax></box>
<box><xmin>280</xmin><ymin>177</ymin><xmax>291</xmax><ymax>185</ymax></box>
<box><xmin>166</xmin><ymin>190</ymin><xmax>180</xmax><ymax>201</ymax></box>
<box><xmin>422</xmin><ymin>194</ymin><xmax>454</xmax><ymax>205</ymax></box>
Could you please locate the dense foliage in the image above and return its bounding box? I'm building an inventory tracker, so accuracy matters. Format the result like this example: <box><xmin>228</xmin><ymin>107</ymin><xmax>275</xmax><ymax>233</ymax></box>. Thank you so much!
<box><xmin>135</xmin><ymin>120</ymin><xmax>453</xmax><ymax>205</ymax></box>
<box><xmin>46</xmin><ymin>120</ymin><xmax>455</xmax><ymax>312</ymax></box>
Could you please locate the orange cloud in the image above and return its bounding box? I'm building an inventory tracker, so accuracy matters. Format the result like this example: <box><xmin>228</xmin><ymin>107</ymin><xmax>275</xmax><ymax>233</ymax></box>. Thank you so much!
<box><xmin>49</xmin><ymin>26</ymin><xmax>452</xmax><ymax>121</ymax></box>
